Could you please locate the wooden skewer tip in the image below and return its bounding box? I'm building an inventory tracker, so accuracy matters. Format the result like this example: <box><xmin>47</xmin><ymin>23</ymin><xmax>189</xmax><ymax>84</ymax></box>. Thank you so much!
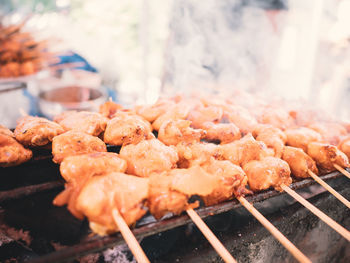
<box><xmin>237</xmin><ymin>196</ymin><xmax>311</xmax><ymax>263</ymax></box>
<box><xmin>186</xmin><ymin>208</ymin><xmax>237</xmax><ymax>263</ymax></box>
<box><xmin>112</xmin><ymin>209</ymin><xmax>150</xmax><ymax>263</ymax></box>
<box><xmin>281</xmin><ymin>185</ymin><xmax>350</xmax><ymax>242</ymax></box>
<box><xmin>307</xmin><ymin>170</ymin><xmax>350</xmax><ymax>209</ymax></box>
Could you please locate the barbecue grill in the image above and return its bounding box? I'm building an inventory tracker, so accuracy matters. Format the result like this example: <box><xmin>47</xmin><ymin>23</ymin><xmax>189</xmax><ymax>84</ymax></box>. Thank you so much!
<box><xmin>0</xmin><ymin>147</ymin><xmax>349</xmax><ymax>263</ymax></box>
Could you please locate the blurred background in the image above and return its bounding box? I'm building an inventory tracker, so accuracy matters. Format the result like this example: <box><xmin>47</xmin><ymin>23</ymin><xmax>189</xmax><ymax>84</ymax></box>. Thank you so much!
<box><xmin>1</xmin><ymin>0</ymin><xmax>350</xmax><ymax>127</ymax></box>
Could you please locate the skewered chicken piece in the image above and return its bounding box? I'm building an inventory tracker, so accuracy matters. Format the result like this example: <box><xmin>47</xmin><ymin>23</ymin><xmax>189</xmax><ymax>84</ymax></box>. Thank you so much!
<box><xmin>148</xmin><ymin>165</ymin><xmax>224</xmax><ymax>219</ymax></box>
<box><xmin>0</xmin><ymin>130</ymin><xmax>32</xmax><ymax>167</ymax></box>
<box><xmin>176</xmin><ymin>141</ymin><xmax>220</xmax><ymax>168</ymax></box>
<box><xmin>307</xmin><ymin>122</ymin><xmax>347</xmax><ymax>145</ymax></box>
<box><xmin>187</xmin><ymin>104</ymin><xmax>241</xmax><ymax>143</ymax></box>
<box><xmin>282</xmin><ymin>146</ymin><xmax>318</xmax><ymax>179</ymax></box>
<box><xmin>52</xmin><ymin>130</ymin><xmax>107</xmax><ymax>163</ymax></box>
<box><xmin>104</xmin><ymin>112</ymin><xmax>153</xmax><ymax>146</ymax></box>
<box><xmin>120</xmin><ymin>139</ymin><xmax>179</xmax><ymax>177</ymax></box>
<box><xmin>135</xmin><ymin>98</ymin><xmax>176</xmax><ymax>123</ymax></box>
<box><xmin>99</xmin><ymin>101</ymin><xmax>123</xmax><ymax>119</ymax></box>
<box><xmin>187</xmin><ymin>105</ymin><xmax>223</xmax><ymax>128</ymax></box>
<box><xmin>201</xmin><ymin>158</ymin><xmax>250</xmax><ymax>206</ymax></box>
<box><xmin>285</xmin><ymin>127</ymin><xmax>323</xmax><ymax>152</ymax></box>
<box><xmin>218</xmin><ymin>134</ymin><xmax>273</xmax><ymax>167</ymax></box>
<box><xmin>76</xmin><ymin>172</ymin><xmax>149</xmax><ymax>235</ymax></box>
<box><xmin>256</xmin><ymin>106</ymin><xmax>295</xmax><ymax>130</ymax></box>
<box><xmin>148</xmin><ymin>172</ymin><xmax>191</xmax><ymax>220</ymax></box>
<box><xmin>54</xmin><ymin>152</ymin><xmax>127</xmax><ymax>219</ymax></box>
<box><xmin>221</xmin><ymin>105</ymin><xmax>258</xmax><ymax>134</ymax></box>
<box><xmin>54</xmin><ymin>111</ymin><xmax>108</xmax><ymax>137</ymax></box>
<box><xmin>307</xmin><ymin>142</ymin><xmax>349</xmax><ymax>172</ymax></box>
<box><xmin>253</xmin><ymin>124</ymin><xmax>286</xmax><ymax>158</ymax></box>
<box><xmin>158</xmin><ymin>120</ymin><xmax>205</xmax><ymax>146</ymax></box>
<box><xmin>14</xmin><ymin>116</ymin><xmax>64</xmax><ymax>147</ymax></box>
<box><xmin>152</xmin><ymin>102</ymin><xmax>192</xmax><ymax>131</ymax></box>
<box><xmin>243</xmin><ymin>156</ymin><xmax>292</xmax><ymax>192</ymax></box>
<box><xmin>201</xmin><ymin>122</ymin><xmax>241</xmax><ymax>144</ymax></box>
<box><xmin>0</xmin><ymin>125</ymin><xmax>15</xmax><ymax>137</ymax></box>
<box><xmin>338</xmin><ymin>137</ymin><xmax>350</xmax><ymax>160</ymax></box>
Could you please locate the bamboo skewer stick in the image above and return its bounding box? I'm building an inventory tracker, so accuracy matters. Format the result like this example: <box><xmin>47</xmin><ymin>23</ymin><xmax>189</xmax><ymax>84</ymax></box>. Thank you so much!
<box><xmin>237</xmin><ymin>196</ymin><xmax>311</xmax><ymax>263</ymax></box>
<box><xmin>186</xmin><ymin>208</ymin><xmax>237</xmax><ymax>263</ymax></box>
<box><xmin>308</xmin><ymin>170</ymin><xmax>350</xmax><ymax>209</ymax></box>
<box><xmin>112</xmin><ymin>209</ymin><xmax>150</xmax><ymax>263</ymax></box>
<box><xmin>334</xmin><ymin>164</ymin><xmax>350</xmax><ymax>180</ymax></box>
<box><xmin>281</xmin><ymin>185</ymin><xmax>350</xmax><ymax>241</ymax></box>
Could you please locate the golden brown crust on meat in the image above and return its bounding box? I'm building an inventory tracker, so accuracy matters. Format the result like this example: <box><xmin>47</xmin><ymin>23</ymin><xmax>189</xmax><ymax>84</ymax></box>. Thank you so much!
<box><xmin>54</xmin><ymin>111</ymin><xmax>108</xmax><ymax>136</ymax></box>
<box><xmin>0</xmin><ymin>133</ymin><xmax>32</xmax><ymax>167</ymax></box>
<box><xmin>52</xmin><ymin>131</ymin><xmax>107</xmax><ymax>164</ymax></box>
<box><xmin>14</xmin><ymin>116</ymin><xmax>64</xmax><ymax>147</ymax></box>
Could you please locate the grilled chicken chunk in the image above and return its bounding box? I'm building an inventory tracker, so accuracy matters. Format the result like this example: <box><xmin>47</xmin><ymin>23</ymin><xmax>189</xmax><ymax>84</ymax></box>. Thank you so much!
<box><xmin>120</xmin><ymin>139</ymin><xmax>179</xmax><ymax>177</ymax></box>
<box><xmin>99</xmin><ymin>101</ymin><xmax>123</xmax><ymax>119</ymax></box>
<box><xmin>201</xmin><ymin>122</ymin><xmax>241</xmax><ymax>144</ymax></box>
<box><xmin>0</xmin><ymin>125</ymin><xmax>15</xmax><ymax>137</ymax></box>
<box><xmin>308</xmin><ymin>122</ymin><xmax>347</xmax><ymax>145</ymax></box>
<box><xmin>218</xmin><ymin>134</ymin><xmax>273</xmax><ymax>166</ymax></box>
<box><xmin>243</xmin><ymin>156</ymin><xmax>292</xmax><ymax>192</ymax></box>
<box><xmin>176</xmin><ymin>142</ymin><xmax>220</xmax><ymax>168</ymax></box>
<box><xmin>104</xmin><ymin>112</ymin><xmax>153</xmax><ymax>146</ymax></box>
<box><xmin>54</xmin><ymin>152</ymin><xmax>127</xmax><ymax>219</ymax></box>
<box><xmin>52</xmin><ymin>131</ymin><xmax>107</xmax><ymax>163</ymax></box>
<box><xmin>307</xmin><ymin>142</ymin><xmax>349</xmax><ymax>172</ymax></box>
<box><xmin>54</xmin><ymin>111</ymin><xmax>108</xmax><ymax>136</ymax></box>
<box><xmin>282</xmin><ymin>146</ymin><xmax>318</xmax><ymax>179</ymax></box>
<box><xmin>253</xmin><ymin>124</ymin><xmax>286</xmax><ymax>158</ymax></box>
<box><xmin>285</xmin><ymin>127</ymin><xmax>323</xmax><ymax>152</ymax></box>
<box><xmin>158</xmin><ymin>120</ymin><xmax>205</xmax><ymax>146</ymax></box>
<box><xmin>0</xmin><ymin>132</ymin><xmax>32</xmax><ymax>167</ymax></box>
<box><xmin>135</xmin><ymin>98</ymin><xmax>176</xmax><ymax>123</ymax></box>
<box><xmin>201</xmin><ymin>159</ymin><xmax>250</xmax><ymax>206</ymax></box>
<box><xmin>76</xmin><ymin>172</ymin><xmax>149</xmax><ymax>235</ymax></box>
<box><xmin>148</xmin><ymin>172</ymin><xmax>191</xmax><ymax>220</ymax></box>
<box><xmin>14</xmin><ymin>116</ymin><xmax>64</xmax><ymax>147</ymax></box>
<box><xmin>338</xmin><ymin>136</ymin><xmax>350</xmax><ymax>159</ymax></box>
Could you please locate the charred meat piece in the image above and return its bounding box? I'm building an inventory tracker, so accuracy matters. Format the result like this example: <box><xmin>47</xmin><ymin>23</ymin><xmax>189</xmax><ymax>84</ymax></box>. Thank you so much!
<box><xmin>14</xmin><ymin>116</ymin><xmax>64</xmax><ymax>147</ymax></box>
<box><xmin>52</xmin><ymin>130</ymin><xmax>107</xmax><ymax>163</ymax></box>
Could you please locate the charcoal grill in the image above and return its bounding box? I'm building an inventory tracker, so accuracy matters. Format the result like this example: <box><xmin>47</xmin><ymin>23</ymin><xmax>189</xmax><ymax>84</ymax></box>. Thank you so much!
<box><xmin>0</xmin><ymin>148</ymin><xmax>349</xmax><ymax>263</ymax></box>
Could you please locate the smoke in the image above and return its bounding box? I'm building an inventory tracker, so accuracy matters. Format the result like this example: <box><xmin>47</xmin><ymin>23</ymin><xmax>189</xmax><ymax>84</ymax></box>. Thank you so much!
<box><xmin>162</xmin><ymin>0</ymin><xmax>284</xmax><ymax>96</ymax></box>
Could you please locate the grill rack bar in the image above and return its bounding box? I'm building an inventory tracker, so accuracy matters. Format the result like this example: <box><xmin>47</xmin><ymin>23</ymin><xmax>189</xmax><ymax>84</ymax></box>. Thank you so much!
<box><xmin>25</xmin><ymin>171</ymin><xmax>343</xmax><ymax>263</ymax></box>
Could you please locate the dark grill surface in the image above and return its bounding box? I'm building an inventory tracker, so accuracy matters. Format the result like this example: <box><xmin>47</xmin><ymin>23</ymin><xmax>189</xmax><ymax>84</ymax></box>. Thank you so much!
<box><xmin>0</xmin><ymin>150</ymin><xmax>349</xmax><ymax>262</ymax></box>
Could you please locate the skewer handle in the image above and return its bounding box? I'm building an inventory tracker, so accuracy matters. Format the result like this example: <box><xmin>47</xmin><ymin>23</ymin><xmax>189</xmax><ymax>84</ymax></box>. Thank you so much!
<box><xmin>112</xmin><ymin>209</ymin><xmax>150</xmax><ymax>263</ymax></box>
<box><xmin>333</xmin><ymin>164</ymin><xmax>350</xmax><ymax>180</ymax></box>
<box><xmin>186</xmin><ymin>208</ymin><xmax>237</xmax><ymax>263</ymax></box>
<box><xmin>281</xmin><ymin>185</ymin><xmax>350</xmax><ymax>242</ymax></box>
<box><xmin>237</xmin><ymin>197</ymin><xmax>311</xmax><ymax>263</ymax></box>
<box><xmin>308</xmin><ymin>170</ymin><xmax>350</xmax><ymax>209</ymax></box>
